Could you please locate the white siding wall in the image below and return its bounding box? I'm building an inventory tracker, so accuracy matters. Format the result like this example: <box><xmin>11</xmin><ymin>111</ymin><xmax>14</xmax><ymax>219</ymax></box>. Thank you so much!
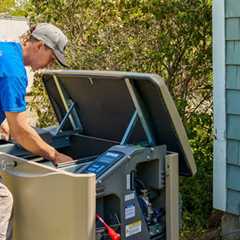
<box><xmin>0</xmin><ymin>17</ymin><xmax>33</xmax><ymax>93</ymax></box>
<box><xmin>0</xmin><ymin>17</ymin><xmax>28</xmax><ymax>41</ymax></box>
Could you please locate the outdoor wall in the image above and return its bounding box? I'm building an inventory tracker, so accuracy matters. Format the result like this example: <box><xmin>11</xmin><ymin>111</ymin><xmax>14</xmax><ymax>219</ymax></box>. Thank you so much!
<box><xmin>225</xmin><ymin>0</ymin><xmax>240</xmax><ymax>215</ymax></box>
<box><xmin>0</xmin><ymin>16</ymin><xmax>28</xmax><ymax>40</ymax></box>
<box><xmin>0</xmin><ymin>16</ymin><xmax>33</xmax><ymax>93</ymax></box>
<box><xmin>214</xmin><ymin>0</ymin><xmax>240</xmax><ymax>215</ymax></box>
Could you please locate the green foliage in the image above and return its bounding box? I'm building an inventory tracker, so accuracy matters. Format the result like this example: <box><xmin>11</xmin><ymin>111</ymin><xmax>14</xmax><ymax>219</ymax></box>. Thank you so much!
<box><xmin>28</xmin><ymin>73</ymin><xmax>57</xmax><ymax>128</ymax></box>
<box><xmin>26</xmin><ymin>0</ymin><xmax>212</xmax><ymax>118</ymax></box>
<box><xmin>181</xmin><ymin>112</ymin><xmax>213</xmax><ymax>237</ymax></box>
<box><xmin>0</xmin><ymin>0</ymin><xmax>29</xmax><ymax>16</ymax></box>
<box><xmin>25</xmin><ymin>0</ymin><xmax>213</xmax><ymax>234</ymax></box>
<box><xmin>0</xmin><ymin>0</ymin><xmax>15</xmax><ymax>13</ymax></box>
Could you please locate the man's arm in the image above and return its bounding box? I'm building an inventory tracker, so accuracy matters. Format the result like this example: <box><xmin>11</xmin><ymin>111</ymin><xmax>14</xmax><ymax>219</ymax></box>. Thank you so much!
<box><xmin>5</xmin><ymin>111</ymin><xmax>73</xmax><ymax>165</ymax></box>
<box><xmin>0</xmin><ymin>120</ymin><xmax>10</xmax><ymax>140</ymax></box>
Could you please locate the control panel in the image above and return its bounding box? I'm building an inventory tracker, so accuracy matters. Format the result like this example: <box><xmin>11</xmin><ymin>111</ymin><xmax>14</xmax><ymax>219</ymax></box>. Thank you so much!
<box><xmin>81</xmin><ymin>151</ymin><xmax>125</xmax><ymax>177</ymax></box>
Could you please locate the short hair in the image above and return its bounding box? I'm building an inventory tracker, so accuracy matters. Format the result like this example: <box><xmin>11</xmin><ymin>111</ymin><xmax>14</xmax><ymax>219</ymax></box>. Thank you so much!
<box><xmin>20</xmin><ymin>25</ymin><xmax>38</xmax><ymax>44</ymax></box>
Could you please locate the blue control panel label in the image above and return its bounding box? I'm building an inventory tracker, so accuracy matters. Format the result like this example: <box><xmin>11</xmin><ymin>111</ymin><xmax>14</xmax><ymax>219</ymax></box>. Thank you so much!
<box><xmin>82</xmin><ymin>151</ymin><xmax>124</xmax><ymax>177</ymax></box>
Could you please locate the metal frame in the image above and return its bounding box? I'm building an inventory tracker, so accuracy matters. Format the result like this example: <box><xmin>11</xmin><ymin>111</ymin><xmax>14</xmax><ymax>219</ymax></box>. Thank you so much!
<box><xmin>120</xmin><ymin>110</ymin><xmax>138</xmax><ymax>145</ymax></box>
<box><xmin>125</xmin><ymin>78</ymin><xmax>156</xmax><ymax>146</ymax></box>
<box><xmin>53</xmin><ymin>75</ymin><xmax>83</xmax><ymax>133</ymax></box>
<box><xmin>56</xmin><ymin>102</ymin><xmax>76</xmax><ymax>135</ymax></box>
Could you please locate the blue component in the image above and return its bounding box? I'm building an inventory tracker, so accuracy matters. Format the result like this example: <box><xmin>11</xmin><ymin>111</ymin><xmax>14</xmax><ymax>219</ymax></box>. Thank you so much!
<box><xmin>0</xmin><ymin>42</ymin><xmax>27</xmax><ymax>124</ymax></box>
<box><xmin>82</xmin><ymin>151</ymin><xmax>124</xmax><ymax>177</ymax></box>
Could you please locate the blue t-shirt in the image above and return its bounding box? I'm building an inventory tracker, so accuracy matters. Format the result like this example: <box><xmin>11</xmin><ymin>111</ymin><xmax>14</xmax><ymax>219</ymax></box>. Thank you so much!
<box><xmin>0</xmin><ymin>42</ymin><xmax>27</xmax><ymax>124</ymax></box>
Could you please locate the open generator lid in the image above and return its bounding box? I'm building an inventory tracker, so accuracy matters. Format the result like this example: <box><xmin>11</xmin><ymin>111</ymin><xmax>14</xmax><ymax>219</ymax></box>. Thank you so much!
<box><xmin>42</xmin><ymin>70</ymin><xmax>196</xmax><ymax>176</ymax></box>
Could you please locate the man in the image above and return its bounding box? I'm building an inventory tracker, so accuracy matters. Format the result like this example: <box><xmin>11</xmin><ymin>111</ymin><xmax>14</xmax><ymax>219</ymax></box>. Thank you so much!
<box><xmin>0</xmin><ymin>23</ymin><xmax>73</xmax><ymax>240</ymax></box>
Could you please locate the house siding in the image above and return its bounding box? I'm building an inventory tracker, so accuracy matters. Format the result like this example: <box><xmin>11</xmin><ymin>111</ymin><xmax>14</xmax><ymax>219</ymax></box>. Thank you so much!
<box><xmin>226</xmin><ymin>0</ymin><xmax>240</xmax><ymax>215</ymax></box>
<box><xmin>226</xmin><ymin>66</ymin><xmax>240</xmax><ymax>89</ymax></box>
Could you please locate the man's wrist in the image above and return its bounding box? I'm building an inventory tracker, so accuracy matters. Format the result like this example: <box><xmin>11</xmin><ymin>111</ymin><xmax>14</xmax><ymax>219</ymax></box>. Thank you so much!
<box><xmin>46</xmin><ymin>147</ymin><xmax>58</xmax><ymax>162</ymax></box>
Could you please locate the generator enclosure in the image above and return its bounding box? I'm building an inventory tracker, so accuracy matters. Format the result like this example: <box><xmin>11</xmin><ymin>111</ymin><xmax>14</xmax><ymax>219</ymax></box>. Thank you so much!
<box><xmin>0</xmin><ymin>70</ymin><xmax>196</xmax><ymax>240</ymax></box>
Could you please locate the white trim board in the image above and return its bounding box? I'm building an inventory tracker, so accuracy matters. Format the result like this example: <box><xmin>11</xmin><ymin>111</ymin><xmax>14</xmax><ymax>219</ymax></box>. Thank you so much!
<box><xmin>213</xmin><ymin>0</ymin><xmax>227</xmax><ymax>211</ymax></box>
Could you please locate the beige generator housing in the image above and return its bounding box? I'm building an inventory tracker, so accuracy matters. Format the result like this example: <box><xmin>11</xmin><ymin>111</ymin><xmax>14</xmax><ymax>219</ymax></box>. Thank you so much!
<box><xmin>0</xmin><ymin>71</ymin><xmax>196</xmax><ymax>240</ymax></box>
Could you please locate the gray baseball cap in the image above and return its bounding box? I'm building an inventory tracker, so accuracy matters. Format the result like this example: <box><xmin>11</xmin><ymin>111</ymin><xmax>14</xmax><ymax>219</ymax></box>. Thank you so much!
<box><xmin>31</xmin><ymin>23</ymin><xmax>68</xmax><ymax>67</ymax></box>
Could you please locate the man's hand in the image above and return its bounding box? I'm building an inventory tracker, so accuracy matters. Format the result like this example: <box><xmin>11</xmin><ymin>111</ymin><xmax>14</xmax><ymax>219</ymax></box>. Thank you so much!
<box><xmin>5</xmin><ymin>111</ymin><xmax>73</xmax><ymax>165</ymax></box>
<box><xmin>52</xmin><ymin>151</ymin><xmax>73</xmax><ymax>166</ymax></box>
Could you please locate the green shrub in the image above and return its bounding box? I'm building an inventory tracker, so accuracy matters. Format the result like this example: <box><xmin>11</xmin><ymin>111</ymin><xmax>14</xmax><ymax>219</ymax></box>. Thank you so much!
<box><xmin>181</xmin><ymin>113</ymin><xmax>213</xmax><ymax>235</ymax></box>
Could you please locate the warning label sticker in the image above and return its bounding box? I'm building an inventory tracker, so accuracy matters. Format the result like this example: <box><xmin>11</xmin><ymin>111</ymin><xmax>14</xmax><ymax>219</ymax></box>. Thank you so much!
<box><xmin>125</xmin><ymin>220</ymin><xmax>142</xmax><ymax>238</ymax></box>
<box><xmin>124</xmin><ymin>193</ymin><xmax>135</xmax><ymax>202</ymax></box>
<box><xmin>125</xmin><ymin>204</ymin><xmax>135</xmax><ymax>220</ymax></box>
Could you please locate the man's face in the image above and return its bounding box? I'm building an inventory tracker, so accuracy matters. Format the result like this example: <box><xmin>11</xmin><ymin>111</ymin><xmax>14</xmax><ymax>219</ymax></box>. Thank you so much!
<box><xmin>26</xmin><ymin>41</ymin><xmax>55</xmax><ymax>71</ymax></box>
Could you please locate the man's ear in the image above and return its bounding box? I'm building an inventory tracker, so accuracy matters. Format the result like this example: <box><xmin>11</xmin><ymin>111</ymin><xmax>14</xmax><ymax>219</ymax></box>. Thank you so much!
<box><xmin>34</xmin><ymin>41</ymin><xmax>44</xmax><ymax>50</ymax></box>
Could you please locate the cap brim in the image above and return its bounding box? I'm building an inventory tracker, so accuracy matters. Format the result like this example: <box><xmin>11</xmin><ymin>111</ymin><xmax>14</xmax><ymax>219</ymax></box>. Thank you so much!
<box><xmin>54</xmin><ymin>49</ymin><xmax>69</xmax><ymax>68</ymax></box>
